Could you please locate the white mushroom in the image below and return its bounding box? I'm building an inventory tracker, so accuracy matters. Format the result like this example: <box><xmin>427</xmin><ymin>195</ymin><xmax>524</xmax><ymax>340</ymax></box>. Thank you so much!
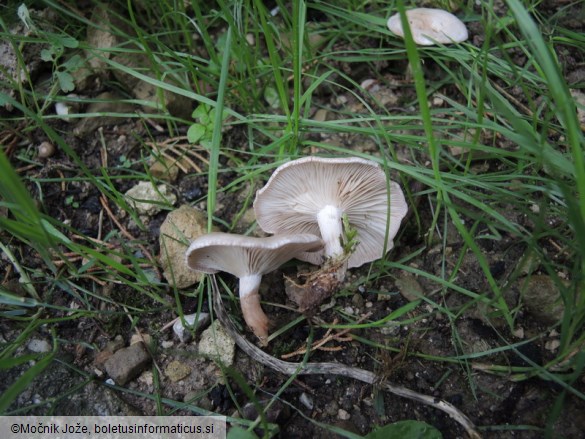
<box><xmin>185</xmin><ymin>232</ymin><xmax>323</xmax><ymax>344</ymax></box>
<box><xmin>387</xmin><ymin>8</ymin><xmax>468</xmax><ymax>46</ymax></box>
<box><xmin>253</xmin><ymin>156</ymin><xmax>408</xmax><ymax>270</ymax></box>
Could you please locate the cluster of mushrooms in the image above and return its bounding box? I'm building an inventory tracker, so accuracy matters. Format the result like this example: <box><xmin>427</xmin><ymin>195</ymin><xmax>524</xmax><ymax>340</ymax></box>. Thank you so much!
<box><xmin>184</xmin><ymin>7</ymin><xmax>469</xmax><ymax>345</ymax></box>
<box><xmin>185</xmin><ymin>157</ymin><xmax>408</xmax><ymax>345</ymax></box>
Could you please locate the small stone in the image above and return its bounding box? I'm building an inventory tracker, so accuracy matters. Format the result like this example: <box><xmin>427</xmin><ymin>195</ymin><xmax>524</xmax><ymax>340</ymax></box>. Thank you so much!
<box><xmin>94</xmin><ymin>350</ymin><xmax>113</xmax><ymax>366</ymax></box>
<box><xmin>106</xmin><ymin>335</ymin><xmax>125</xmax><ymax>353</ymax></box>
<box><xmin>299</xmin><ymin>393</ymin><xmax>314</xmax><ymax>410</ymax></box>
<box><xmin>198</xmin><ymin>320</ymin><xmax>236</xmax><ymax>367</ymax></box>
<box><xmin>173</xmin><ymin>313</ymin><xmax>211</xmax><ymax>343</ymax></box>
<box><xmin>165</xmin><ymin>360</ymin><xmax>192</xmax><ymax>382</ymax></box>
<box><xmin>360</xmin><ymin>78</ymin><xmax>377</xmax><ymax>90</ymax></box>
<box><xmin>351</xmin><ymin>293</ymin><xmax>364</xmax><ymax>308</ymax></box>
<box><xmin>130</xmin><ymin>333</ymin><xmax>151</xmax><ymax>346</ymax></box>
<box><xmin>162</xmin><ymin>340</ymin><xmax>174</xmax><ymax>349</ymax></box>
<box><xmin>395</xmin><ymin>274</ymin><xmax>424</xmax><ymax>302</ymax></box>
<box><xmin>55</xmin><ymin>102</ymin><xmax>74</xmax><ymax>122</ymax></box>
<box><xmin>104</xmin><ymin>342</ymin><xmax>151</xmax><ymax>385</ymax></box>
<box><xmin>512</xmin><ymin>327</ymin><xmax>525</xmax><ymax>339</ymax></box>
<box><xmin>522</xmin><ymin>275</ymin><xmax>565</xmax><ymax>325</ymax></box>
<box><xmin>38</xmin><ymin>141</ymin><xmax>55</xmax><ymax>158</ymax></box>
<box><xmin>242</xmin><ymin>400</ymin><xmax>290</xmax><ymax>424</ymax></box>
<box><xmin>27</xmin><ymin>339</ymin><xmax>51</xmax><ymax>353</ymax></box>
<box><xmin>432</xmin><ymin>96</ymin><xmax>444</xmax><ymax>106</ymax></box>
<box><xmin>313</xmin><ymin>108</ymin><xmax>329</xmax><ymax>122</ymax></box>
<box><xmin>150</xmin><ymin>156</ymin><xmax>180</xmax><ymax>182</ymax></box>
<box><xmin>125</xmin><ymin>181</ymin><xmax>177</xmax><ymax>216</ymax></box>
<box><xmin>324</xmin><ymin>400</ymin><xmax>339</xmax><ymax>417</ymax></box>
<box><xmin>138</xmin><ymin>370</ymin><xmax>154</xmax><ymax>386</ymax></box>
<box><xmin>337</xmin><ymin>408</ymin><xmax>351</xmax><ymax>420</ymax></box>
<box><xmin>159</xmin><ymin>205</ymin><xmax>215</xmax><ymax>289</ymax></box>
<box><xmin>545</xmin><ymin>339</ymin><xmax>560</xmax><ymax>352</ymax></box>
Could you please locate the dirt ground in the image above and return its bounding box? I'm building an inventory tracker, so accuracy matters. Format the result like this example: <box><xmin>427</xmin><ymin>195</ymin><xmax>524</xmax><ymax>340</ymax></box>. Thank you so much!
<box><xmin>1</xmin><ymin>1</ymin><xmax>585</xmax><ymax>438</ymax></box>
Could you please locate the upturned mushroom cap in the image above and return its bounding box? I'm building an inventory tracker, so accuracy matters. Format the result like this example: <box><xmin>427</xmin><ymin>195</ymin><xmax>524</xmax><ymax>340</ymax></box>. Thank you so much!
<box><xmin>387</xmin><ymin>8</ymin><xmax>468</xmax><ymax>46</ymax></box>
<box><xmin>185</xmin><ymin>232</ymin><xmax>324</xmax><ymax>277</ymax></box>
<box><xmin>253</xmin><ymin>156</ymin><xmax>408</xmax><ymax>268</ymax></box>
<box><xmin>185</xmin><ymin>232</ymin><xmax>323</xmax><ymax>344</ymax></box>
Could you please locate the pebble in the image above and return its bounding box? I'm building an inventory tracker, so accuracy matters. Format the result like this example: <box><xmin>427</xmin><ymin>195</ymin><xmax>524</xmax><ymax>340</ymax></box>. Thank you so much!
<box><xmin>130</xmin><ymin>333</ymin><xmax>151</xmax><ymax>346</ymax></box>
<box><xmin>165</xmin><ymin>360</ymin><xmax>192</xmax><ymax>382</ymax></box>
<box><xmin>173</xmin><ymin>312</ymin><xmax>210</xmax><ymax>342</ymax></box>
<box><xmin>395</xmin><ymin>274</ymin><xmax>424</xmax><ymax>302</ymax></box>
<box><xmin>106</xmin><ymin>335</ymin><xmax>125</xmax><ymax>353</ymax></box>
<box><xmin>522</xmin><ymin>275</ymin><xmax>565</xmax><ymax>325</ymax></box>
<box><xmin>545</xmin><ymin>339</ymin><xmax>560</xmax><ymax>352</ymax></box>
<box><xmin>104</xmin><ymin>342</ymin><xmax>151</xmax><ymax>385</ymax></box>
<box><xmin>159</xmin><ymin>205</ymin><xmax>215</xmax><ymax>289</ymax></box>
<box><xmin>138</xmin><ymin>371</ymin><xmax>154</xmax><ymax>386</ymax></box>
<box><xmin>124</xmin><ymin>181</ymin><xmax>177</xmax><ymax>216</ymax></box>
<box><xmin>38</xmin><ymin>141</ymin><xmax>55</xmax><ymax>158</ymax></box>
<box><xmin>27</xmin><ymin>339</ymin><xmax>51</xmax><ymax>353</ymax></box>
<box><xmin>198</xmin><ymin>321</ymin><xmax>236</xmax><ymax>367</ymax></box>
<box><xmin>337</xmin><ymin>408</ymin><xmax>351</xmax><ymax>420</ymax></box>
<box><xmin>299</xmin><ymin>392</ymin><xmax>314</xmax><ymax>410</ymax></box>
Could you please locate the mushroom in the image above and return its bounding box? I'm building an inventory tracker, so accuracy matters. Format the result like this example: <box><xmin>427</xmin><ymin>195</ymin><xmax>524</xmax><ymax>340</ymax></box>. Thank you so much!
<box><xmin>387</xmin><ymin>8</ymin><xmax>468</xmax><ymax>46</ymax></box>
<box><xmin>253</xmin><ymin>156</ymin><xmax>408</xmax><ymax>271</ymax></box>
<box><xmin>185</xmin><ymin>232</ymin><xmax>323</xmax><ymax>344</ymax></box>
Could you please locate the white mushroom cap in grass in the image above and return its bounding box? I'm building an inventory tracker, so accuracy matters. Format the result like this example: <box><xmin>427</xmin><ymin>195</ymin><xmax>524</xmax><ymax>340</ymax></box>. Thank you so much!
<box><xmin>253</xmin><ymin>156</ymin><xmax>408</xmax><ymax>269</ymax></box>
<box><xmin>185</xmin><ymin>232</ymin><xmax>323</xmax><ymax>344</ymax></box>
<box><xmin>387</xmin><ymin>8</ymin><xmax>468</xmax><ymax>46</ymax></box>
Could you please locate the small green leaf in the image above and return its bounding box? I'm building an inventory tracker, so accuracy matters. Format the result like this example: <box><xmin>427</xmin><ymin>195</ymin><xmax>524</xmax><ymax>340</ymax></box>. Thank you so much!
<box><xmin>200</xmin><ymin>139</ymin><xmax>212</xmax><ymax>150</ymax></box>
<box><xmin>54</xmin><ymin>34</ymin><xmax>79</xmax><ymax>49</ymax></box>
<box><xmin>192</xmin><ymin>104</ymin><xmax>210</xmax><ymax>121</ymax></box>
<box><xmin>187</xmin><ymin>123</ymin><xmax>207</xmax><ymax>143</ymax></box>
<box><xmin>226</xmin><ymin>426</ymin><xmax>260</xmax><ymax>439</ymax></box>
<box><xmin>40</xmin><ymin>48</ymin><xmax>55</xmax><ymax>62</ymax></box>
<box><xmin>62</xmin><ymin>54</ymin><xmax>84</xmax><ymax>70</ymax></box>
<box><xmin>56</xmin><ymin>71</ymin><xmax>75</xmax><ymax>93</ymax></box>
<box><xmin>264</xmin><ymin>85</ymin><xmax>280</xmax><ymax>109</ymax></box>
<box><xmin>365</xmin><ymin>420</ymin><xmax>442</xmax><ymax>439</ymax></box>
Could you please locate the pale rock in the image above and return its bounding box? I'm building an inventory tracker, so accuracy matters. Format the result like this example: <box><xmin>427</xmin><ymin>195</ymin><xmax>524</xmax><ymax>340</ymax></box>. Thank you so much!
<box><xmin>198</xmin><ymin>320</ymin><xmax>235</xmax><ymax>367</ymax></box>
<box><xmin>159</xmin><ymin>205</ymin><xmax>215</xmax><ymax>288</ymax></box>
<box><xmin>27</xmin><ymin>339</ymin><xmax>51</xmax><ymax>353</ymax></box>
<box><xmin>172</xmin><ymin>312</ymin><xmax>211</xmax><ymax>342</ymax></box>
<box><xmin>165</xmin><ymin>360</ymin><xmax>192</xmax><ymax>382</ymax></box>
<box><xmin>125</xmin><ymin>181</ymin><xmax>176</xmax><ymax>216</ymax></box>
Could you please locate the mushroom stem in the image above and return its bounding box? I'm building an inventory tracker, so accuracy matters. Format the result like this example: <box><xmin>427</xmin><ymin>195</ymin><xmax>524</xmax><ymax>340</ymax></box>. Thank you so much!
<box><xmin>317</xmin><ymin>205</ymin><xmax>344</xmax><ymax>258</ymax></box>
<box><xmin>239</xmin><ymin>274</ymin><xmax>270</xmax><ymax>345</ymax></box>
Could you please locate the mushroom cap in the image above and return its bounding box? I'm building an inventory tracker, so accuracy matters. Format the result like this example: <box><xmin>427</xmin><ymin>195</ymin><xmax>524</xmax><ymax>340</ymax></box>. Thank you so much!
<box><xmin>185</xmin><ymin>232</ymin><xmax>324</xmax><ymax>277</ymax></box>
<box><xmin>387</xmin><ymin>8</ymin><xmax>468</xmax><ymax>46</ymax></box>
<box><xmin>253</xmin><ymin>156</ymin><xmax>408</xmax><ymax>268</ymax></box>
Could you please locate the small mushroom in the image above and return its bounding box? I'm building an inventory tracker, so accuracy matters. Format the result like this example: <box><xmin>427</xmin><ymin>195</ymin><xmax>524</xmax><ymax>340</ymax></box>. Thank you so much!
<box><xmin>387</xmin><ymin>8</ymin><xmax>468</xmax><ymax>46</ymax></box>
<box><xmin>253</xmin><ymin>156</ymin><xmax>408</xmax><ymax>270</ymax></box>
<box><xmin>185</xmin><ymin>232</ymin><xmax>323</xmax><ymax>344</ymax></box>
